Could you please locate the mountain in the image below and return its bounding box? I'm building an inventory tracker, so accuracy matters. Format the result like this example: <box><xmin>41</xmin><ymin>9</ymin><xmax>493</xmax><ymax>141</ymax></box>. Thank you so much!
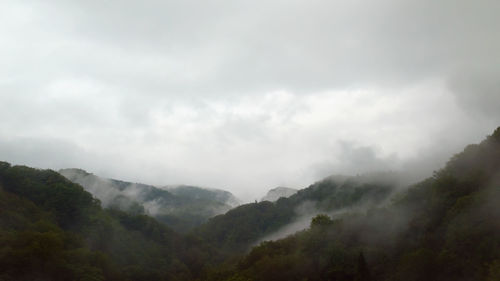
<box><xmin>202</xmin><ymin>127</ymin><xmax>500</xmax><ymax>281</ymax></box>
<box><xmin>59</xmin><ymin>169</ymin><xmax>239</xmax><ymax>232</ymax></box>
<box><xmin>166</xmin><ymin>185</ymin><xmax>240</xmax><ymax>208</ymax></box>
<box><xmin>0</xmin><ymin>162</ymin><xmax>218</xmax><ymax>281</ymax></box>
<box><xmin>261</xmin><ymin>187</ymin><xmax>298</xmax><ymax>202</ymax></box>
<box><xmin>196</xmin><ymin>172</ymin><xmax>400</xmax><ymax>254</ymax></box>
<box><xmin>2</xmin><ymin>127</ymin><xmax>499</xmax><ymax>281</ymax></box>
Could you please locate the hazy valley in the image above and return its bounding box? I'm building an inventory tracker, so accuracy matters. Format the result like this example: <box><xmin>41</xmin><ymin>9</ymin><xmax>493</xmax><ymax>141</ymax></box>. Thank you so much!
<box><xmin>1</xmin><ymin>127</ymin><xmax>499</xmax><ymax>280</ymax></box>
<box><xmin>2</xmin><ymin>1</ymin><xmax>499</xmax><ymax>279</ymax></box>
<box><xmin>59</xmin><ymin>168</ymin><xmax>240</xmax><ymax>232</ymax></box>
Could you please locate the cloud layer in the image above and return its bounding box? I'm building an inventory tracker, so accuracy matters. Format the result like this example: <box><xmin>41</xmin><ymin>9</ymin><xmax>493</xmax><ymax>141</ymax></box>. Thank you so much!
<box><xmin>1</xmin><ymin>0</ymin><xmax>499</xmax><ymax>200</ymax></box>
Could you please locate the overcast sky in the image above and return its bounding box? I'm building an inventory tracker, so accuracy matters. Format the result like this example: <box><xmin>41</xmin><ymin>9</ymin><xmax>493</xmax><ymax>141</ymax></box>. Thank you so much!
<box><xmin>1</xmin><ymin>0</ymin><xmax>499</xmax><ymax>200</ymax></box>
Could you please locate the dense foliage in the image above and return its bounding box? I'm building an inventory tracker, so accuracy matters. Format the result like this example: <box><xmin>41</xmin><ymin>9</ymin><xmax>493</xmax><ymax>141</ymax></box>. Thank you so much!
<box><xmin>196</xmin><ymin>173</ymin><xmax>397</xmax><ymax>254</ymax></box>
<box><xmin>203</xmin><ymin>127</ymin><xmax>500</xmax><ymax>281</ymax></box>
<box><xmin>59</xmin><ymin>168</ymin><xmax>238</xmax><ymax>233</ymax></box>
<box><xmin>1</xmin><ymin>127</ymin><xmax>499</xmax><ymax>280</ymax></box>
<box><xmin>0</xmin><ymin>164</ymin><xmax>217</xmax><ymax>281</ymax></box>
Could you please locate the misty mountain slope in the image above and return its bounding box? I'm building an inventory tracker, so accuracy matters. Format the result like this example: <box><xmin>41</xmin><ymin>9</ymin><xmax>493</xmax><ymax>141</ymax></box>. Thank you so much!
<box><xmin>195</xmin><ymin>172</ymin><xmax>399</xmax><ymax>254</ymax></box>
<box><xmin>59</xmin><ymin>168</ymin><xmax>239</xmax><ymax>232</ymax></box>
<box><xmin>261</xmin><ymin>187</ymin><xmax>298</xmax><ymax>202</ymax></box>
<box><xmin>204</xmin><ymin>127</ymin><xmax>500</xmax><ymax>281</ymax></box>
<box><xmin>0</xmin><ymin>162</ymin><xmax>221</xmax><ymax>281</ymax></box>
<box><xmin>167</xmin><ymin>185</ymin><xmax>240</xmax><ymax>207</ymax></box>
<box><xmin>2</xmin><ymin>127</ymin><xmax>499</xmax><ymax>281</ymax></box>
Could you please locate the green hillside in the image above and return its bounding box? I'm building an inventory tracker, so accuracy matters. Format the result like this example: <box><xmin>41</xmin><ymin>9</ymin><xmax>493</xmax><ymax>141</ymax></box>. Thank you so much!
<box><xmin>0</xmin><ymin>163</ymin><xmax>217</xmax><ymax>281</ymax></box>
<box><xmin>203</xmin><ymin>127</ymin><xmax>500</xmax><ymax>281</ymax></box>
<box><xmin>59</xmin><ymin>168</ymin><xmax>239</xmax><ymax>232</ymax></box>
<box><xmin>1</xmin><ymin>127</ymin><xmax>499</xmax><ymax>281</ymax></box>
<box><xmin>195</xmin><ymin>172</ymin><xmax>399</xmax><ymax>254</ymax></box>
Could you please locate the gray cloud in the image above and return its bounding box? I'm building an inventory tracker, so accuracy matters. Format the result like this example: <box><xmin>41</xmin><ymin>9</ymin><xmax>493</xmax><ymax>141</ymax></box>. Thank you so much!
<box><xmin>311</xmin><ymin>142</ymin><xmax>398</xmax><ymax>179</ymax></box>
<box><xmin>1</xmin><ymin>0</ymin><xmax>499</xmax><ymax>200</ymax></box>
<box><xmin>449</xmin><ymin>64</ymin><xmax>500</xmax><ymax>119</ymax></box>
<box><xmin>5</xmin><ymin>0</ymin><xmax>499</xmax><ymax>96</ymax></box>
<box><xmin>0</xmin><ymin>137</ymin><xmax>89</xmax><ymax>170</ymax></box>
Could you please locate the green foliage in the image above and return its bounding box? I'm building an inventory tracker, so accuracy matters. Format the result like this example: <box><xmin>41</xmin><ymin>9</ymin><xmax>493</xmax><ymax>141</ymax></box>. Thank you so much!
<box><xmin>207</xmin><ymin>126</ymin><xmax>500</xmax><ymax>281</ymax></box>
<box><xmin>60</xmin><ymin>169</ymin><xmax>238</xmax><ymax>233</ymax></box>
<box><xmin>0</xmin><ymin>188</ymin><xmax>110</xmax><ymax>281</ymax></box>
<box><xmin>355</xmin><ymin>252</ymin><xmax>371</xmax><ymax>281</ymax></box>
<box><xmin>196</xmin><ymin>175</ymin><xmax>395</xmax><ymax>254</ymax></box>
<box><xmin>196</xmin><ymin>201</ymin><xmax>295</xmax><ymax>254</ymax></box>
<box><xmin>0</xmin><ymin>165</ymin><xmax>98</xmax><ymax>228</ymax></box>
<box><xmin>0</xmin><ymin>162</ymin><xmax>218</xmax><ymax>281</ymax></box>
<box><xmin>488</xmin><ymin>260</ymin><xmax>500</xmax><ymax>281</ymax></box>
<box><xmin>1</xmin><ymin>126</ymin><xmax>500</xmax><ymax>280</ymax></box>
<box><xmin>310</xmin><ymin>214</ymin><xmax>333</xmax><ymax>228</ymax></box>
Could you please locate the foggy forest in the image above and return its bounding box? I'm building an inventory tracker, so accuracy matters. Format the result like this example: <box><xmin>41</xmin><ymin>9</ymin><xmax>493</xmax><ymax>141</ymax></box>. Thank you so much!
<box><xmin>1</xmin><ymin>0</ymin><xmax>499</xmax><ymax>280</ymax></box>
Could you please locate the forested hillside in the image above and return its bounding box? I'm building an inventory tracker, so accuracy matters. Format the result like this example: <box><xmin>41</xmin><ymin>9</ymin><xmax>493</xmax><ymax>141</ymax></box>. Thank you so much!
<box><xmin>260</xmin><ymin>187</ymin><xmax>298</xmax><ymax>202</ymax></box>
<box><xmin>1</xmin><ymin>127</ymin><xmax>499</xmax><ymax>281</ymax></box>
<box><xmin>202</xmin><ymin>127</ymin><xmax>500</xmax><ymax>281</ymax></box>
<box><xmin>195</xmin><ymin>172</ymin><xmax>400</xmax><ymax>254</ymax></box>
<box><xmin>0</xmin><ymin>163</ymin><xmax>218</xmax><ymax>281</ymax></box>
<box><xmin>3</xmin><ymin>0</ymin><xmax>499</xmax><ymax>279</ymax></box>
<box><xmin>59</xmin><ymin>168</ymin><xmax>239</xmax><ymax>232</ymax></box>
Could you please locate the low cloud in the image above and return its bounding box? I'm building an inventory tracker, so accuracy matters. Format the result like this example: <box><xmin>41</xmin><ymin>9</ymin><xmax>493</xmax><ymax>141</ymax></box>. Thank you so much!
<box><xmin>448</xmin><ymin>65</ymin><xmax>500</xmax><ymax>120</ymax></box>
<box><xmin>1</xmin><ymin>0</ymin><xmax>499</xmax><ymax>200</ymax></box>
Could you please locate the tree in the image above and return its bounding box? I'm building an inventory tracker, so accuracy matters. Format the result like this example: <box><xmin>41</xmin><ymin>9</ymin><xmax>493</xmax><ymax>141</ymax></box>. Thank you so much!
<box><xmin>354</xmin><ymin>252</ymin><xmax>370</xmax><ymax>281</ymax></box>
<box><xmin>310</xmin><ymin>214</ymin><xmax>333</xmax><ymax>228</ymax></box>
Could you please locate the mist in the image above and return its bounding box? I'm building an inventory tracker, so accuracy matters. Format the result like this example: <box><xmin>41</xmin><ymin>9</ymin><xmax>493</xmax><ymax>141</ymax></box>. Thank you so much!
<box><xmin>59</xmin><ymin>168</ymin><xmax>239</xmax><ymax>232</ymax></box>
<box><xmin>1</xmin><ymin>0</ymin><xmax>499</xmax><ymax>200</ymax></box>
<box><xmin>1</xmin><ymin>1</ymin><xmax>499</xmax><ymax>280</ymax></box>
<box><xmin>255</xmin><ymin>172</ymin><xmax>407</xmax><ymax>244</ymax></box>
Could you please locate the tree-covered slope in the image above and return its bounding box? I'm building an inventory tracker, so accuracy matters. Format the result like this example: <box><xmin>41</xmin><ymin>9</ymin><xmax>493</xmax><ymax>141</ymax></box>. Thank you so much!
<box><xmin>261</xmin><ymin>187</ymin><xmax>298</xmax><ymax>202</ymax></box>
<box><xmin>205</xmin><ymin>127</ymin><xmax>500</xmax><ymax>281</ymax></box>
<box><xmin>2</xmin><ymin>127</ymin><xmax>499</xmax><ymax>281</ymax></box>
<box><xmin>195</xmin><ymin>172</ymin><xmax>399</xmax><ymax>254</ymax></box>
<box><xmin>59</xmin><ymin>168</ymin><xmax>239</xmax><ymax>232</ymax></box>
<box><xmin>0</xmin><ymin>163</ymin><xmax>218</xmax><ymax>281</ymax></box>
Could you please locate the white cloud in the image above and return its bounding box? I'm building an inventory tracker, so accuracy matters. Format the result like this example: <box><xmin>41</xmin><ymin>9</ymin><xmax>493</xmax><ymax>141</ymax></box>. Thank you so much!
<box><xmin>0</xmin><ymin>0</ymin><xmax>498</xmax><ymax>200</ymax></box>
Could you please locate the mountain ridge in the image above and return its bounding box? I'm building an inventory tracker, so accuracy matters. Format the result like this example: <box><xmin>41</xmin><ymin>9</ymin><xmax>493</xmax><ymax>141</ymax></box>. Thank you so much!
<box><xmin>59</xmin><ymin>168</ymin><xmax>240</xmax><ymax>232</ymax></box>
<box><xmin>0</xmin><ymin>127</ymin><xmax>499</xmax><ymax>280</ymax></box>
<box><xmin>260</xmin><ymin>187</ymin><xmax>298</xmax><ymax>202</ymax></box>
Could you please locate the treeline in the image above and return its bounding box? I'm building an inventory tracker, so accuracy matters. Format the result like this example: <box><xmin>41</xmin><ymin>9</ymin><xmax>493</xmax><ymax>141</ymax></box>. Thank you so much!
<box><xmin>0</xmin><ymin>163</ymin><xmax>217</xmax><ymax>281</ymax></box>
<box><xmin>59</xmin><ymin>168</ymin><xmax>238</xmax><ymax>233</ymax></box>
<box><xmin>201</xmin><ymin>128</ymin><xmax>500</xmax><ymax>281</ymax></box>
<box><xmin>195</xmin><ymin>173</ymin><xmax>396</xmax><ymax>255</ymax></box>
<box><xmin>1</xmin><ymin>127</ymin><xmax>500</xmax><ymax>280</ymax></box>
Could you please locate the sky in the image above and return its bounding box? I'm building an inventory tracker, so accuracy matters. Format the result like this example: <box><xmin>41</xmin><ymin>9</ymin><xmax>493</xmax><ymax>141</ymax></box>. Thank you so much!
<box><xmin>1</xmin><ymin>0</ymin><xmax>499</xmax><ymax>200</ymax></box>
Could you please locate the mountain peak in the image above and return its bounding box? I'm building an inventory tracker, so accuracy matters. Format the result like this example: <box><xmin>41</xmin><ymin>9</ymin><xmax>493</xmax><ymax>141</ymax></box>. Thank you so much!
<box><xmin>261</xmin><ymin>187</ymin><xmax>298</xmax><ymax>202</ymax></box>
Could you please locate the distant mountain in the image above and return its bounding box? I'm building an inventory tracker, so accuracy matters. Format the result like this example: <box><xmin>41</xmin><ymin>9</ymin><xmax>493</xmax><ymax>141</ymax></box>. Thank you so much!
<box><xmin>261</xmin><ymin>187</ymin><xmax>298</xmax><ymax>202</ymax></box>
<box><xmin>196</xmin><ymin>172</ymin><xmax>400</xmax><ymax>253</ymax></box>
<box><xmin>0</xmin><ymin>162</ymin><xmax>217</xmax><ymax>281</ymax></box>
<box><xmin>209</xmin><ymin>127</ymin><xmax>500</xmax><ymax>281</ymax></box>
<box><xmin>166</xmin><ymin>185</ymin><xmax>240</xmax><ymax>208</ymax></box>
<box><xmin>2</xmin><ymin>127</ymin><xmax>500</xmax><ymax>281</ymax></box>
<box><xmin>59</xmin><ymin>168</ymin><xmax>240</xmax><ymax>232</ymax></box>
